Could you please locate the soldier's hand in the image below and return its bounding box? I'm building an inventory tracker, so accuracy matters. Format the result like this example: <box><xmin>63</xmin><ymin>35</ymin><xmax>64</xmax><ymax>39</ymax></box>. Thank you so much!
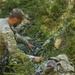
<box><xmin>27</xmin><ymin>43</ymin><xmax>34</xmax><ymax>50</ymax></box>
<box><xmin>33</xmin><ymin>56</ymin><xmax>43</xmax><ymax>62</ymax></box>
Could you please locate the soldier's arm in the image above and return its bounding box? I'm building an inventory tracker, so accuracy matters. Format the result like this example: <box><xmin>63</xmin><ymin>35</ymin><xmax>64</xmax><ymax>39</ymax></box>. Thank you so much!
<box><xmin>11</xmin><ymin>26</ymin><xmax>34</xmax><ymax>50</ymax></box>
<box><xmin>11</xmin><ymin>26</ymin><xmax>29</xmax><ymax>44</ymax></box>
<box><xmin>1</xmin><ymin>30</ymin><xmax>31</xmax><ymax>60</ymax></box>
<box><xmin>15</xmin><ymin>33</ymin><xmax>29</xmax><ymax>45</ymax></box>
<box><xmin>15</xmin><ymin>33</ymin><xmax>34</xmax><ymax>50</ymax></box>
<box><xmin>1</xmin><ymin>30</ymin><xmax>42</xmax><ymax>62</ymax></box>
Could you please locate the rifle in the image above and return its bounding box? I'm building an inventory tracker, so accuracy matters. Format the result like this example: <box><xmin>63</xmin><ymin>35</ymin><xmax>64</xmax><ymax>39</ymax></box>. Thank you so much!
<box><xmin>31</xmin><ymin>22</ymin><xmax>71</xmax><ymax>56</ymax></box>
<box><xmin>42</xmin><ymin>22</ymin><xmax>71</xmax><ymax>47</ymax></box>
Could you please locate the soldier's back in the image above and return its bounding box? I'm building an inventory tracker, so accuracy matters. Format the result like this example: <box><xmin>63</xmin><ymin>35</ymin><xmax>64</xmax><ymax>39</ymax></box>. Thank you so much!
<box><xmin>0</xmin><ymin>18</ymin><xmax>9</xmax><ymax>59</ymax></box>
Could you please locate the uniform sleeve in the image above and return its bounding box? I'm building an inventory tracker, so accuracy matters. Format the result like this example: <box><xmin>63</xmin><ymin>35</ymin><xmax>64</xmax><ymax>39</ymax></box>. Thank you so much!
<box><xmin>11</xmin><ymin>26</ymin><xmax>29</xmax><ymax>45</ymax></box>
<box><xmin>14</xmin><ymin>33</ymin><xmax>29</xmax><ymax>44</ymax></box>
<box><xmin>1</xmin><ymin>28</ymin><xmax>34</xmax><ymax>61</ymax></box>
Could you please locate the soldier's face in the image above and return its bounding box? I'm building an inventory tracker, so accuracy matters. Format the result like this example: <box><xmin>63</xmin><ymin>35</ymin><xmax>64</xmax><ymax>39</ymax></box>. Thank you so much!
<box><xmin>13</xmin><ymin>18</ymin><xmax>22</xmax><ymax>27</ymax></box>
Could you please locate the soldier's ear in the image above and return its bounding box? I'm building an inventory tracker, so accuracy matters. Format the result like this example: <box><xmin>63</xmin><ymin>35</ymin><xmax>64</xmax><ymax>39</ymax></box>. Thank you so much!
<box><xmin>13</xmin><ymin>18</ymin><xmax>18</xmax><ymax>22</ymax></box>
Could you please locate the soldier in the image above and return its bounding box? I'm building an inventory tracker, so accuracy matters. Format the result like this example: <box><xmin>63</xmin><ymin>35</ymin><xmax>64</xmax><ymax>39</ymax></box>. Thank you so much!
<box><xmin>34</xmin><ymin>54</ymin><xmax>74</xmax><ymax>75</ymax></box>
<box><xmin>0</xmin><ymin>8</ymin><xmax>42</xmax><ymax>64</ymax></box>
<box><xmin>50</xmin><ymin>54</ymin><xmax>75</xmax><ymax>75</ymax></box>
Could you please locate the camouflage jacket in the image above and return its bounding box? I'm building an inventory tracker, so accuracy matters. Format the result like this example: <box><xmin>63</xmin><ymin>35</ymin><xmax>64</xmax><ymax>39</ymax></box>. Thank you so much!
<box><xmin>0</xmin><ymin>18</ymin><xmax>33</xmax><ymax>61</ymax></box>
<box><xmin>34</xmin><ymin>54</ymin><xmax>75</xmax><ymax>75</ymax></box>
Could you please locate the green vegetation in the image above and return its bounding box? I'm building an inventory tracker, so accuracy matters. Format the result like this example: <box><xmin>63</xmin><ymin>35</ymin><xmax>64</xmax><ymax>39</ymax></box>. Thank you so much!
<box><xmin>0</xmin><ymin>0</ymin><xmax>75</xmax><ymax>74</ymax></box>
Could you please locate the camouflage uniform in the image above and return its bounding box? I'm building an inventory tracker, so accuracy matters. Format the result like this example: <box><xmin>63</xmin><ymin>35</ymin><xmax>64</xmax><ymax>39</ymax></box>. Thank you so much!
<box><xmin>34</xmin><ymin>54</ymin><xmax>74</xmax><ymax>75</ymax></box>
<box><xmin>11</xmin><ymin>26</ymin><xmax>29</xmax><ymax>45</ymax></box>
<box><xmin>34</xmin><ymin>60</ymin><xmax>58</xmax><ymax>75</ymax></box>
<box><xmin>0</xmin><ymin>18</ymin><xmax>33</xmax><ymax>61</ymax></box>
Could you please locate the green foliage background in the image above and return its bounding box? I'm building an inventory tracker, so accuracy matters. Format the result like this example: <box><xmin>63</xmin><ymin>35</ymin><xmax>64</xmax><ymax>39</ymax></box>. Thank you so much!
<box><xmin>0</xmin><ymin>0</ymin><xmax>75</xmax><ymax>74</ymax></box>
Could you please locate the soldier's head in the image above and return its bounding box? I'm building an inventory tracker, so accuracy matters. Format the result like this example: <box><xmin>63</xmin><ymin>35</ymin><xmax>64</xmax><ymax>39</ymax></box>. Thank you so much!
<box><xmin>8</xmin><ymin>8</ymin><xmax>25</xmax><ymax>27</ymax></box>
